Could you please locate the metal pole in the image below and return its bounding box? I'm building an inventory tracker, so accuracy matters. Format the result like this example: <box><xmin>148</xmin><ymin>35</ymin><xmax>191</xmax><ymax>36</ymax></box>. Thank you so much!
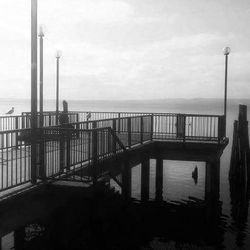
<box><xmin>31</xmin><ymin>0</ymin><xmax>38</xmax><ymax>184</ymax></box>
<box><xmin>224</xmin><ymin>54</ymin><xmax>228</xmax><ymax>135</ymax></box>
<box><xmin>56</xmin><ymin>57</ymin><xmax>59</xmax><ymax>125</ymax></box>
<box><xmin>39</xmin><ymin>32</ymin><xmax>44</xmax><ymax>128</ymax></box>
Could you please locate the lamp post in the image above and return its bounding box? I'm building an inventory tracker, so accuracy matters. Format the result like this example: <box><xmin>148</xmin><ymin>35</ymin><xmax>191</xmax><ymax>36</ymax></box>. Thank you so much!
<box><xmin>38</xmin><ymin>25</ymin><xmax>44</xmax><ymax>128</ymax></box>
<box><xmin>55</xmin><ymin>50</ymin><xmax>62</xmax><ymax>124</ymax></box>
<box><xmin>31</xmin><ymin>0</ymin><xmax>38</xmax><ymax>184</ymax></box>
<box><xmin>223</xmin><ymin>46</ymin><xmax>231</xmax><ymax>135</ymax></box>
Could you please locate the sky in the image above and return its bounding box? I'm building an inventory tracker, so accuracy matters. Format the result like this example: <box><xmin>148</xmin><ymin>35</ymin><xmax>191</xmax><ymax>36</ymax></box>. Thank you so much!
<box><xmin>0</xmin><ymin>0</ymin><xmax>250</xmax><ymax>100</ymax></box>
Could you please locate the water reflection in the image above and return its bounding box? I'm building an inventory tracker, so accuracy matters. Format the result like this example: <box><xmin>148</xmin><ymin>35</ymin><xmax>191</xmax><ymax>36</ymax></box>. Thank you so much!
<box><xmin>229</xmin><ymin>177</ymin><xmax>250</xmax><ymax>248</ymax></box>
<box><xmin>0</xmin><ymin>157</ymin><xmax>229</xmax><ymax>249</ymax></box>
<box><xmin>1</xmin><ymin>187</ymin><xmax>226</xmax><ymax>250</ymax></box>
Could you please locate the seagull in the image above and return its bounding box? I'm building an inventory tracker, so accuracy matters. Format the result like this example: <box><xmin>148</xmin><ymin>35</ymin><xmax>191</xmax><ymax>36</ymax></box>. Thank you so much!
<box><xmin>6</xmin><ymin>107</ymin><xmax>14</xmax><ymax>115</ymax></box>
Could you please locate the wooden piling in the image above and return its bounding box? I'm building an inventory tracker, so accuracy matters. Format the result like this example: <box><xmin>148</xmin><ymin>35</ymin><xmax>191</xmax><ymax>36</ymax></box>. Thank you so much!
<box><xmin>205</xmin><ymin>160</ymin><xmax>220</xmax><ymax>202</ymax></box>
<box><xmin>229</xmin><ymin>104</ymin><xmax>250</xmax><ymax>186</ymax></box>
<box><xmin>141</xmin><ymin>155</ymin><xmax>150</xmax><ymax>201</ymax></box>
<box><xmin>121</xmin><ymin>156</ymin><xmax>131</xmax><ymax>198</ymax></box>
<box><xmin>155</xmin><ymin>156</ymin><xmax>163</xmax><ymax>201</ymax></box>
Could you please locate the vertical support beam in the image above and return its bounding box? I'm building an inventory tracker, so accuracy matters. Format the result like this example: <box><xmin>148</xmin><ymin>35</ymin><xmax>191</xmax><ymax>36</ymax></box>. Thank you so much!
<box><xmin>218</xmin><ymin>115</ymin><xmax>226</xmax><ymax>142</ymax></box>
<box><xmin>56</xmin><ymin>57</ymin><xmax>60</xmax><ymax>125</ymax></box>
<box><xmin>122</xmin><ymin>156</ymin><xmax>131</xmax><ymax>198</ymax></box>
<box><xmin>141</xmin><ymin>155</ymin><xmax>150</xmax><ymax>201</ymax></box>
<box><xmin>205</xmin><ymin>160</ymin><xmax>220</xmax><ymax>202</ymax></box>
<box><xmin>31</xmin><ymin>0</ymin><xmax>38</xmax><ymax>184</ymax></box>
<box><xmin>127</xmin><ymin>117</ymin><xmax>131</xmax><ymax>147</ymax></box>
<box><xmin>92</xmin><ymin>121</ymin><xmax>97</xmax><ymax>185</ymax></box>
<box><xmin>39</xmin><ymin>31</ymin><xmax>44</xmax><ymax>128</ymax></box>
<box><xmin>155</xmin><ymin>156</ymin><xmax>163</xmax><ymax>201</ymax></box>
<box><xmin>224</xmin><ymin>54</ymin><xmax>228</xmax><ymax>136</ymax></box>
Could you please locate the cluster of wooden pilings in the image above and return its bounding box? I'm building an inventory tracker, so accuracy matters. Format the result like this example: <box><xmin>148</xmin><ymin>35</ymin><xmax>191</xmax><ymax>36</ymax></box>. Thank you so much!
<box><xmin>230</xmin><ymin>104</ymin><xmax>250</xmax><ymax>186</ymax></box>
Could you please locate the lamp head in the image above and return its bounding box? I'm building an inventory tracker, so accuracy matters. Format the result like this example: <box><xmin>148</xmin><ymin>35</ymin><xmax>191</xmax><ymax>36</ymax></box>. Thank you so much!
<box><xmin>55</xmin><ymin>50</ymin><xmax>62</xmax><ymax>59</ymax></box>
<box><xmin>223</xmin><ymin>47</ymin><xmax>231</xmax><ymax>55</ymax></box>
<box><xmin>38</xmin><ymin>25</ymin><xmax>45</xmax><ymax>37</ymax></box>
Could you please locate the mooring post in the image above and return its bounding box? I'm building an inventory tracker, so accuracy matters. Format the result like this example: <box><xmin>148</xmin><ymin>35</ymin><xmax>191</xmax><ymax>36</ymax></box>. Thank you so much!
<box><xmin>205</xmin><ymin>160</ymin><xmax>220</xmax><ymax>202</ymax></box>
<box><xmin>122</xmin><ymin>156</ymin><xmax>131</xmax><ymax>198</ymax></box>
<box><xmin>141</xmin><ymin>155</ymin><xmax>150</xmax><ymax>201</ymax></box>
<box><xmin>155</xmin><ymin>156</ymin><xmax>163</xmax><ymax>201</ymax></box>
<box><xmin>230</xmin><ymin>105</ymin><xmax>250</xmax><ymax>185</ymax></box>
<box><xmin>239</xmin><ymin>105</ymin><xmax>250</xmax><ymax>183</ymax></box>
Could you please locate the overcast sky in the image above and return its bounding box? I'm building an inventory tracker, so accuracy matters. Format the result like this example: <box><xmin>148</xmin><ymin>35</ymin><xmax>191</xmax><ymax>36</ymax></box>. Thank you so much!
<box><xmin>0</xmin><ymin>0</ymin><xmax>250</xmax><ymax>100</ymax></box>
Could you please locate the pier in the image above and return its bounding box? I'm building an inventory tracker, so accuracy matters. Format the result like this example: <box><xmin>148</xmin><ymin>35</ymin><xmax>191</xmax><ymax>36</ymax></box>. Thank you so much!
<box><xmin>0</xmin><ymin>111</ymin><xmax>228</xmax><ymax>241</ymax></box>
<box><xmin>0</xmin><ymin>111</ymin><xmax>227</xmax><ymax>197</ymax></box>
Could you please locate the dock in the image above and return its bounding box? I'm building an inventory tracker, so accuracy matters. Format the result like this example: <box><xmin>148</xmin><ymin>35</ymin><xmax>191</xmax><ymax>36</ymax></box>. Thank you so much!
<box><xmin>0</xmin><ymin>111</ymin><xmax>228</xmax><ymax>239</ymax></box>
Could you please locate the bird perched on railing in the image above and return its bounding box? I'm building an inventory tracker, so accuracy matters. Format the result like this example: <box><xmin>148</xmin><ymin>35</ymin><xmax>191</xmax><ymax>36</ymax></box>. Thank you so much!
<box><xmin>6</xmin><ymin>107</ymin><xmax>14</xmax><ymax>115</ymax></box>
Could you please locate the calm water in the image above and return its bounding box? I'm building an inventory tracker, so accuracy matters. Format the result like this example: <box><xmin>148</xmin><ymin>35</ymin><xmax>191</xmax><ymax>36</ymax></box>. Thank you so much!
<box><xmin>1</xmin><ymin>98</ymin><xmax>250</xmax><ymax>249</ymax></box>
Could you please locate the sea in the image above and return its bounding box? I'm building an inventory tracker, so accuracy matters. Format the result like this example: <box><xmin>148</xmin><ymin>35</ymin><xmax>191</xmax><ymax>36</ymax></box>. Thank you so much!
<box><xmin>1</xmin><ymin>97</ymin><xmax>250</xmax><ymax>249</ymax></box>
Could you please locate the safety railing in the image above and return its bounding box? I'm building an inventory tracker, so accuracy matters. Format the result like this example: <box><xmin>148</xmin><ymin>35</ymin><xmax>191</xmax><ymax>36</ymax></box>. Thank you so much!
<box><xmin>41</xmin><ymin>126</ymin><xmax>127</xmax><ymax>181</ymax></box>
<box><xmin>0</xmin><ymin>112</ymin><xmax>226</xmax><ymax>195</ymax></box>
<box><xmin>0</xmin><ymin>128</ymin><xmax>31</xmax><ymax>193</ymax></box>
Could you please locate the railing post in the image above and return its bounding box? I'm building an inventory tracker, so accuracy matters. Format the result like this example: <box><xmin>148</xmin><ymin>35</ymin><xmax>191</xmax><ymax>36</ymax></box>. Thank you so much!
<box><xmin>112</xmin><ymin>119</ymin><xmax>117</xmax><ymax>154</ymax></box>
<box><xmin>127</xmin><ymin>117</ymin><xmax>131</xmax><ymax>148</ymax></box>
<box><xmin>49</xmin><ymin>114</ymin><xmax>51</xmax><ymax>126</ymax></box>
<box><xmin>39</xmin><ymin>132</ymin><xmax>46</xmax><ymax>181</ymax></box>
<box><xmin>15</xmin><ymin>116</ymin><xmax>19</xmax><ymax>130</ymax></box>
<box><xmin>140</xmin><ymin>116</ymin><xmax>144</xmax><ymax>144</ymax></box>
<box><xmin>66</xmin><ymin>130</ymin><xmax>71</xmax><ymax>171</ymax></box>
<box><xmin>21</xmin><ymin>115</ymin><xmax>25</xmax><ymax>129</ymax></box>
<box><xmin>15</xmin><ymin>117</ymin><xmax>19</xmax><ymax>149</ymax></box>
<box><xmin>59</xmin><ymin>130</ymin><xmax>65</xmax><ymax>173</ymax></box>
<box><xmin>150</xmin><ymin>114</ymin><xmax>154</xmax><ymax>141</ymax></box>
<box><xmin>92</xmin><ymin>121</ymin><xmax>98</xmax><ymax>184</ymax></box>
<box><xmin>183</xmin><ymin>115</ymin><xmax>186</xmax><ymax>143</ymax></box>
<box><xmin>118</xmin><ymin>113</ymin><xmax>121</xmax><ymax>133</ymax></box>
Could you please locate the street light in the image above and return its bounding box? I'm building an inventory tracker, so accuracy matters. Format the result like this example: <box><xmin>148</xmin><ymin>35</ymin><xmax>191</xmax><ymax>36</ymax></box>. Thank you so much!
<box><xmin>55</xmin><ymin>50</ymin><xmax>62</xmax><ymax>124</ymax></box>
<box><xmin>38</xmin><ymin>25</ymin><xmax>45</xmax><ymax>128</ymax></box>
<box><xmin>223</xmin><ymin>46</ymin><xmax>230</xmax><ymax>135</ymax></box>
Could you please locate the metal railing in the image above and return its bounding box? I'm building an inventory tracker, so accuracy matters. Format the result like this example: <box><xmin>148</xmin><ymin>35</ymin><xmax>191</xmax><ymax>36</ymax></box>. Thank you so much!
<box><xmin>0</xmin><ymin>128</ymin><xmax>31</xmax><ymax>193</ymax></box>
<box><xmin>42</xmin><ymin>126</ymin><xmax>127</xmax><ymax>181</ymax></box>
<box><xmin>0</xmin><ymin>112</ymin><xmax>226</xmax><ymax>195</ymax></box>
<box><xmin>0</xmin><ymin>111</ymin><xmax>226</xmax><ymax>142</ymax></box>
